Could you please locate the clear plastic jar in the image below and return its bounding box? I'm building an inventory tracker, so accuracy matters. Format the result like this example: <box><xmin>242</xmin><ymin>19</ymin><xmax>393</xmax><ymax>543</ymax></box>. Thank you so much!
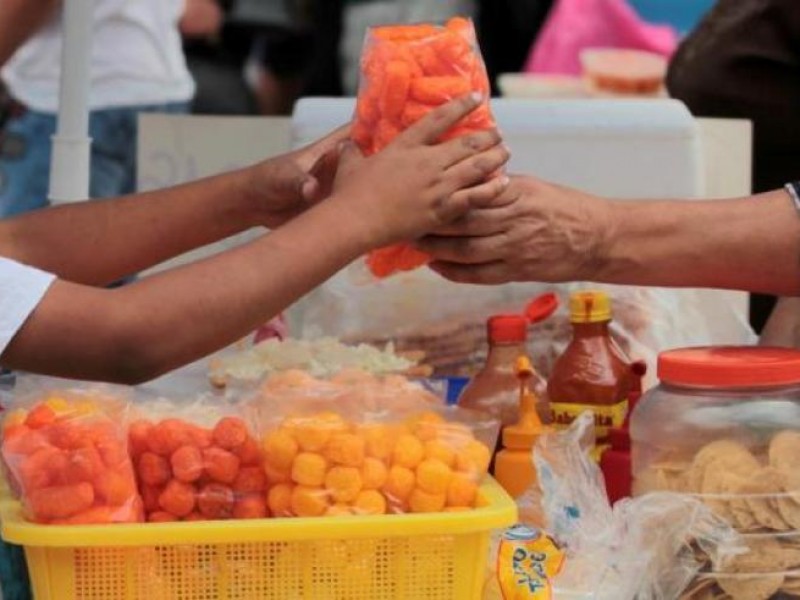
<box><xmin>631</xmin><ymin>347</ymin><xmax>800</xmax><ymax>599</ymax></box>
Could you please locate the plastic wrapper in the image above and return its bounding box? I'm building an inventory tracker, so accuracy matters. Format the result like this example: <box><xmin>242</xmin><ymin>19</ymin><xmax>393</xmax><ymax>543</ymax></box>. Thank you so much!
<box><xmin>128</xmin><ymin>394</ymin><xmax>267</xmax><ymax>522</ymax></box>
<box><xmin>351</xmin><ymin>17</ymin><xmax>497</xmax><ymax>279</ymax></box>
<box><xmin>288</xmin><ymin>278</ymin><xmax>755</xmax><ymax>388</ymax></box>
<box><xmin>0</xmin><ymin>377</ymin><xmax>142</xmax><ymax>525</ymax></box>
<box><xmin>247</xmin><ymin>369</ymin><xmax>499</xmax><ymax>517</ymax></box>
<box><xmin>484</xmin><ymin>413</ymin><xmax>743</xmax><ymax>599</ymax></box>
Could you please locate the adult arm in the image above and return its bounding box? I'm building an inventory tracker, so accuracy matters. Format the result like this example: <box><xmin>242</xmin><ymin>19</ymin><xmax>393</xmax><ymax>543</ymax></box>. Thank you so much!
<box><xmin>0</xmin><ymin>0</ymin><xmax>60</xmax><ymax>67</ymax></box>
<box><xmin>0</xmin><ymin>128</ymin><xmax>347</xmax><ymax>286</ymax></box>
<box><xmin>420</xmin><ymin>176</ymin><xmax>800</xmax><ymax>296</ymax></box>
<box><xmin>1</xmin><ymin>95</ymin><xmax>510</xmax><ymax>383</ymax></box>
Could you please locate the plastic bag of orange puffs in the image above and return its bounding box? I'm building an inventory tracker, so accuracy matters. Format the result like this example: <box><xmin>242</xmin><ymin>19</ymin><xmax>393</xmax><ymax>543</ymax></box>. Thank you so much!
<box><xmin>1</xmin><ymin>377</ymin><xmax>143</xmax><ymax>525</ymax></box>
<box><xmin>351</xmin><ymin>17</ymin><xmax>498</xmax><ymax>279</ymax></box>
<box><xmin>247</xmin><ymin>369</ymin><xmax>499</xmax><ymax>518</ymax></box>
<box><xmin>127</xmin><ymin>393</ymin><xmax>267</xmax><ymax>523</ymax></box>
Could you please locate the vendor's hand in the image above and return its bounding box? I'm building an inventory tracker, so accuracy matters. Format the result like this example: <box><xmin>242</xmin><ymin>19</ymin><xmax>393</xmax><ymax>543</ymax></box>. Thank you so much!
<box><xmin>417</xmin><ymin>175</ymin><xmax>613</xmax><ymax>284</ymax></box>
<box><xmin>329</xmin><ymin>93</ymin><xmax>511</xmax><ymax>249</ymax></box>
<box><xmin>244</xmin><ymin>126</ymin><xmax>349</xmax><ymax>229</ymax></box>
<box><xmin>180</xmin><ymin>0</ymin><xmax>224</xmax><ymax>39</ymax></box>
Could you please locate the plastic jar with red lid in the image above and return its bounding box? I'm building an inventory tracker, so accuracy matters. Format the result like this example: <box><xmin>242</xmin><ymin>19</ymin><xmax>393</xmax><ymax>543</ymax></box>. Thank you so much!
<box><xmin>630</xmin><ymin>346</ymin><xmax>800</xmax><ymax>598</ymax></box>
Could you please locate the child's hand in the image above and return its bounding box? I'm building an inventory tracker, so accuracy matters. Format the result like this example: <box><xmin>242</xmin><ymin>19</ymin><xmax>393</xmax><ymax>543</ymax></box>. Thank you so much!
<box><xmin>329</xmin><ymin>93</ymin><xmax>510</xmax><ymax>249</ymax></box>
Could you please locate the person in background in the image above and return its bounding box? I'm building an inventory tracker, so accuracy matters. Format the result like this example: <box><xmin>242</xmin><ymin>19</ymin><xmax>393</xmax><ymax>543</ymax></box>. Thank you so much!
<box><xmin>667</xmin><ymin>0</ymin><xmax>800</xmax><ymax>342</ymax></box>
<box><xmin>0</xmin><ymin>0</ymin><xmax>202</xmax><ymax>217</ymax></box>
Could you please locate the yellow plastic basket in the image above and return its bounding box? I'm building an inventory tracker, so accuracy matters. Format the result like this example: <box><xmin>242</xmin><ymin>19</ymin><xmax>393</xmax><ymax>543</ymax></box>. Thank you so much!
<box><xmin>1</xmin><ymin>477</ymin><xmax>516</xmax><ymax>600</ymax></box>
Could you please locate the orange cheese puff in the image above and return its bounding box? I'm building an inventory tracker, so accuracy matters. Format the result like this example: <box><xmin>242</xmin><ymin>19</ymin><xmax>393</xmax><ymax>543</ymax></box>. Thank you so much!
<box><xmin>148</xmin><ymin>511</ymin><xmax>177</xmax><ymax>523</ymax></box>
<box><xmin>353</xmin><ymin>490</ymin><xmax>387</xmax><ymax>516</ymax></box>
<box><xmin>291</xmin><ymin>452</ymin><xmax>328</xmax><ymax>487</ymax></box>
<box><xmin>62</xmin><ymin>445</ymin><xmax>104</xmax><ymax>485</ymax></box>
<box><xmin>290</xmin><ymin>485</ymin><xmax>329</xmax><ymax>517</ymax></box>
<box><xmin>197</xmin><ymin>483</ymin><xmax>235</xmax><ymax>519</ymax></box>
<box><xmin>29</xmin><ymin>482</ymin><xmax>94</xmax><ymax>520</ymax></box>
<box><xmin>187</xmin><ymin>425</ymin><xmax>213</xmax><ymax>449</ymax></box>
<box><xmin>461</xmin><ymin>103</ymin><xmax>493</xmax><ymax>130</ymax></box>
<box><xmin>267</xmin><ymin>483</ymin><xmax>294</xmax><ymax>518</ymax></box>
<box><xmin>371</xmin><ymin>24</ymin><xmax>438</xmax><ymax>42</ymax></box>
<box><xmin>184</xmin><ymin>512</ymin><xmax>204</xmax><ymax>522</ymax></box>
<box><xmin>212</xmin><ymin>416</ymin><xmax>248</xmax><ymax>451</ymax></box>
<box><xmin>94</xmin><ymin>469</ymin><xmax>136</xmax><ymax>506</ymax></box>
<box><xmin>141</xmin><ymin>484</ymin><xmax>163</xmax><ymax>513</ymax></box>
<box><xmin>325</xmin><ymin>504</ymin><xmax>354</xmax><ymax>517</ymax></box>
<box><xmin>4</xmin><ymin>426</ymin><xmax>48</xmax><ymax>456</ymax></box>
<box><xmin>424</xmin><ymin>440</ymin><xmax>456</xmax><ymax>468</ymax></box>
<box><xmin>374</xmin><ymin>119</ymin><xmax>402</xmax><ymax>151</ymax></box>
<box><xmin>236</xmin><ymin>436</ymin><xmax>262</xmax><ymax>466</ymax></box>
<box><xmin>292</xmin><ymin>421</ymin><xmax>331</xmax><ymax>453</ymax></box>
<box><xmin>159</xmin><ymin>480</ymin><xmax>196</xmax><ymax>518</ymax></box>
<box><xmin>138</xmin><ymin>452</ymin><xmax>171</xmax><ymax>486</ymax></box>
<box><xmin>264</xmin><ymin>462</ymin><xmax>291</xmax><ymax>486</ymax></box>
<box><xmin>411</xmin><ymin>44</ymin><xmax>448</xmax><ymax>77</ymax></box>
<box><xmin>94</xmin><ymin>433</ymin><xmax>126</xmax><ymax>468</ymax></box>
<box><xmin>432</xmin><ymin>32</ymin><xmax>475</xmax><ymax>74</ymax></box>
<box><xmin>379</xmin><ymin>60</ymin><xmax>412</xmax><ymax>123</ymax></box>
<box><xmin>171</xmin><ymin>445</ymin><xmax>203</xmax><ymax>483</ymax></box>
<box><xmin>446</xmin><ymin>472</ymin><xmax>478</xmax><ymax>508</ymax></box>
<box><xmin>325</xmin><ymin>466</ymin><xmax>362</xmax><ymax>503</ymax></box>
<box><xmin>394</xmin><ymin>245</ymin><xmax>430</xmax><ymax>272</ymax></box>
<box><xmin>382</xmin><ymin>465</ymin><xmax>415</xmax><ymax>503</ymax></box>
<box><xmin>128</xmin><ymin>419</ymin><xmax>154</xmax><ymax>458</ymax></box>
<box><xmin>409</xmin><ymin>411</ymin><xmax>446</xmax><ymax>442</ymax></box>
<box><xmin>24</xmin><ymin>404</ymin><xmax>56</xmax><ymax>429</ymax></box>
<box><xmin>149</xmin><ymin>419</ymin><xmax>192</xmax><ymax>456</ymax></box>
<box><xmin>18</xmin><ymin>445</ymin><xmax>63</xmax><ymax>490</ymax></box>
<box><xmin>262</xmin><ymin>429</ymin><xmax>298</xmax><ymax>470</ymax></box>
<box><xmin>360</xmin><ymin>424</ymin><xmax>396</xmax><ymax>461</ymax></box>
<box><xmin>325</xmin><ymin>433</ymin><xmax>365</xmax><ymax>467</ymax></box>
<box><xmin>455</xmin><ymin>440</ymin><xmax>491</xmax><ymax>476</ymax></box>
<box><xmin>409</xmin><ymin>488</ymin><xmax>446</xmax><ymax>513</ymax></box>
<box><xmin>409</xmin><ymin>76</ymin><xmax>471</xmax><ymax>105</ymax></box>
<box><xmin>233</xmin><ymin>494</ymin><xmax>268</xmax><ymax>520</ymax></box>
<box><xmin>203</xmin><ymin>447</ymin><xmax>241</xmax><ymax>484</ymax></box>
<box><xmin>51</xmin><ymin>506</ymin><xmax>115</xmax><ymax>525</ymax></box>
<box><xmin>356</xmin><ymin>94</ymin><xmax>380</xmax><ymax>126</ymax></box>
<box><xmin>446</xmin><ymin>16</ymin><xmax>473</xmax><ymax>36</ymax></box>
<box><xmin>392</xmin><ymin>434</ymin><xmax>425</xmax><ymax>469</ymax></box>
<box><xmin>361</xmin><ymin>457</ymin><xmax>388</xmax><ymax>490</ymax></box>
<box><xmin>416</xmin><ymin>459</ymin><xmax>453</xmax><ymax>495</ymax></box>
<box><xmin>233</xmin><ymin>466</ymin><xmax>267</xmax><ymax>495</ymax></box>
<box><xmin>46</xmin><ymin>421</ymin><xmax>85</xmax><ymax>451</ymax></box>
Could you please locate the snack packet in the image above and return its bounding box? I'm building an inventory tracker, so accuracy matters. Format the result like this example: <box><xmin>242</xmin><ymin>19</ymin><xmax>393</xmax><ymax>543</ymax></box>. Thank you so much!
<box><xmin>1</xmin><ymin>379</ymin><xmax>142</xmax><ymax>525</ymax></box>
<box><xmin>129</xmin><ymin>395</ymin><xmax>266</xmax><ymax>522</ymax></box>
<box><xmin>352</xmin><ymin>17</ymin><xmax>497</xmax><ymax>279</ymax></box>
<box><xmin>248</xmin><ymin>369</ymin><xmax>499</xmax><ymax>517</ymax></box>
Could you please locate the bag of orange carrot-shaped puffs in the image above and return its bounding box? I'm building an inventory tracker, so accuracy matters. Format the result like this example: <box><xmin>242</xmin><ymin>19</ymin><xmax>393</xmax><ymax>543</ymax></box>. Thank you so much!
<box><xmin>351</xmin><ymin>17</ymin><xmax>498</xmax><ymax>279</ymax></box>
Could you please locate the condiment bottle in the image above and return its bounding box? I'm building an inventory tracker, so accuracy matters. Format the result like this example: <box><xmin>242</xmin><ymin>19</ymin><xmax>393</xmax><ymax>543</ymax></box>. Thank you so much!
<box><xmin>547</xmin><ymin>291</ymin><xmax>633</xmax><ymax>448</ymax></box>
<box><xmin>599</xmin><ymin>360</ymin><xmax>646</xmax><ymax>503</ymax></box>
<box><xmin>458</xmin><ymin>294</ymin><xmax>557</xmax><ymax>428</ymax></box>
<box><xmin>494</xmin><ymin>356</ymin><xmax>550</xmax><ymax>499</ymax></box>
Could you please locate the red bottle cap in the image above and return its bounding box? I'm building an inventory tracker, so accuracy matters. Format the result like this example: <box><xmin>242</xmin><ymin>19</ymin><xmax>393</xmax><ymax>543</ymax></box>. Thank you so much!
<box><xmin>659</xmin><ymin>346</ymin><xmax>800</xmax><ymax>388</ymax></box>
<box><xmin>488</xmin><ymin>315</ymin><xmax>528</xmax><ymax>344</ymax></box>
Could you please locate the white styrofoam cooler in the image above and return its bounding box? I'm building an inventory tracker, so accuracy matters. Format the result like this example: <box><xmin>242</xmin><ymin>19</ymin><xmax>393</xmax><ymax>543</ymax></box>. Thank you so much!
<box><xmin>291</xmin><ymin>97</ymin><xmax>704</xmax><ymax>198</ymax></box>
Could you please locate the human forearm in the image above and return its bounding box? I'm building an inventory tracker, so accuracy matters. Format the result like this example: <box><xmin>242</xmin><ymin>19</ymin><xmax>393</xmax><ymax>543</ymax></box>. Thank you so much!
<box><xmin>0</xmin><ymin>0</ymin><xmax>60</xmax><ymax>67</ymax></box>
<box><xmin>599</xmin><ymin>190</ymin><xmax>800</xmax><ymax>295</ymax></box>
<box><xmin>3</xmin><ymin>197</ymin><xmax>369</xmax><ymax>383</ymax></box>
<box><xmin>0</xmin><ymin>168</ymin><xmax>260</xmax><ymax>286</ymax></box>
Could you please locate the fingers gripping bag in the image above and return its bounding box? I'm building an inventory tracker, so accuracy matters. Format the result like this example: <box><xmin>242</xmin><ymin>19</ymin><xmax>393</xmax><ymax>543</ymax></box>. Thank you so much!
<box><xmin>0</xmin><ymin>377</ymin><xmax>142</xmax><ymax>525</ymax></box>
<box><xmin>247</xmin><ymin>369</ymin><xmax>499</xmax><ymax>517</ymax></box>
<box><xmin>128</xmin><ymin>394</ymin><xmax>267</xmax><ymax>523</ymax></box>
<box><xmin>351</xmin><ymin>17</ymin><xmax>498</xmax><ymax>279</ymax></box>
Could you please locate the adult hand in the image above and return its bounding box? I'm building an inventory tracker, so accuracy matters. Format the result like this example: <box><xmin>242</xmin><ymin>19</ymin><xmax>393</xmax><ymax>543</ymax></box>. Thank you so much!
<box><xmin>417</xmin><ymin>175</ymin><xmax>613</xmax><ymax>284</ymax></box>
<box><xmin>243</xmin><ymin>126</ymin><xmax>349</xmax><ymax>229</ymax></box>
<box><xmin>328</xmin><ymin>93</ymin><xmax>510</xmax><ymax>249</ymax></box>
<box><xmin>179</xmin><ymin>0</ymin><xmax>224</xmax><ymax>39</ymax></box>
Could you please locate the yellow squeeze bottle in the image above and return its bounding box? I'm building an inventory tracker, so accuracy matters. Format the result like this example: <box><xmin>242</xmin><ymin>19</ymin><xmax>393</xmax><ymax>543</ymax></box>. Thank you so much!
<box><xmin>494</xmin><ymin>356</ymin><xmax>549</xmax><ymax>498</ymax></box>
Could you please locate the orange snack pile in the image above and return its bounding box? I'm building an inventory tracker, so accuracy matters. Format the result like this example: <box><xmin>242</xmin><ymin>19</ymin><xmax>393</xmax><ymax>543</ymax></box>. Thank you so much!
<box><xmin>352</xmin><ymin>17</ymin><xmax>497</xmax><ymax>279</ymax></box>
<box><xmin>258</xmin><ymin>372</ymin><xmax>491</xmax><ymax>517</ymax></box>
<box><xmin>1</xmin><ymin>395</ymin><xmax>142</xmax><ymax>524</ymax></box>
<box><xmin>130</xmin><ymin>416</ymin><xmax>267</xmax><ymax>522</ymax></box>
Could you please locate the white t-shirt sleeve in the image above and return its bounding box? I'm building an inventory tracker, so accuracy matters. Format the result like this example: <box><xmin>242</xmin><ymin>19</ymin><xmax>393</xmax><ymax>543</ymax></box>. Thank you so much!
<box><xmin>0</xmin><ymin>257</ymin><xmax>55</xmax><ymax>356</ymax></box>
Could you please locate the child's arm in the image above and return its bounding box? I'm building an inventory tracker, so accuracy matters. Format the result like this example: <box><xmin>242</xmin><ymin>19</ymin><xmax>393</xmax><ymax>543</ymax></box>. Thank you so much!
<box><xmin>0</xmin><ymin>127</ymin><xmax>347</xmax><ymax>287</ymax></box>
<box><xmin>760</xmin><ymin>297</ymin><xmax>800</xmax><ymax>348</ymax></box>
<box><xmin>2</xmin><ymin>94</ymin><xmax>510</xmax><ymax>384</ymax></box>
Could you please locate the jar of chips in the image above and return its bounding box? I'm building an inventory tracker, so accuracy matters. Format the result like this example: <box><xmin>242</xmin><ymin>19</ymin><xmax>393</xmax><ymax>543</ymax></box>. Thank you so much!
<box><xmin>630</xmin><ymin>347</ymin><xmax>800</xmax><ymax>599</ymax></box>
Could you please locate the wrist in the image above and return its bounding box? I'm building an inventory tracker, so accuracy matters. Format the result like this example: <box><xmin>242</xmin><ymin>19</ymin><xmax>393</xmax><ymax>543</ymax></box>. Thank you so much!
<box><xmin>236</xmin><ymin>164</ymin><xmax>272</xmax><ymax>227</ymax></box>
<box><xmin>590</xmin><ymin>198</ymin><xmax>628</xmax><ymax>283</ymax></box>
<box><xmin>325</xmin><ymin>193</ymin><xmax>386</xmax><ymax>253</ymax></box>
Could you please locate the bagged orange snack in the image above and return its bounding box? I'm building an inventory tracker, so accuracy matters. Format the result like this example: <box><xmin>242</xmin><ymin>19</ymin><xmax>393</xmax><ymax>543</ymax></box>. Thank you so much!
<box><xmin>248</xmin><ymin>370</ymin><xmax>499</xmax><ymax>517</ymax></box>
<box><xmin>1</xmin><ymin>383</ymin><xmax>142</xmax><ymax>525</ymax></box>
<box><xmin>352</xmin><ymin>17</ymin><xmax>497</xmax><ymax>279</ymax></box>
<box><xmin>129</xmin><ymin>399</ymin><xmax>267</xmax><ymax>523</ymax></box>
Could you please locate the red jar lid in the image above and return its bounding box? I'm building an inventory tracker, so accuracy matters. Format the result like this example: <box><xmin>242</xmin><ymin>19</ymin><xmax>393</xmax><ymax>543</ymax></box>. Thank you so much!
<box><xmin>658</xmin><ymin>346</ymin><xmax>800</xmax><ymax>388</ymax></box>
<box><xmin>488</xmin><ymin>315</ymin><xmax>527</xmax><ymax>344</ymax></box>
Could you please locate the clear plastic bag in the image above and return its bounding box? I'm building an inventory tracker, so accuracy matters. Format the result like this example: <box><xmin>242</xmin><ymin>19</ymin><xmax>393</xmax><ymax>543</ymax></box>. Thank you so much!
<box><xmin>351</xmin><ymin>17</ymin><xmax>496</xmax><ymax>279</ymax></box>
<box><xmin>486</xmin><ymin>412</ymin><xmax>743</xmax><ymax>600</ymax></box>
<box><xmin>247</xmin><ymin>370</ymin><xmax>499</xmax><ymax>517</ymax></box>
<box><xmin>0</xmin><ymin>376</ymin><xmax>142</xmax><ymax>525</ymax></box>
<box><xmin>128</xmin><ymin>393</ymin><xmax>266</xmax><ymax>522</ymax></box>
